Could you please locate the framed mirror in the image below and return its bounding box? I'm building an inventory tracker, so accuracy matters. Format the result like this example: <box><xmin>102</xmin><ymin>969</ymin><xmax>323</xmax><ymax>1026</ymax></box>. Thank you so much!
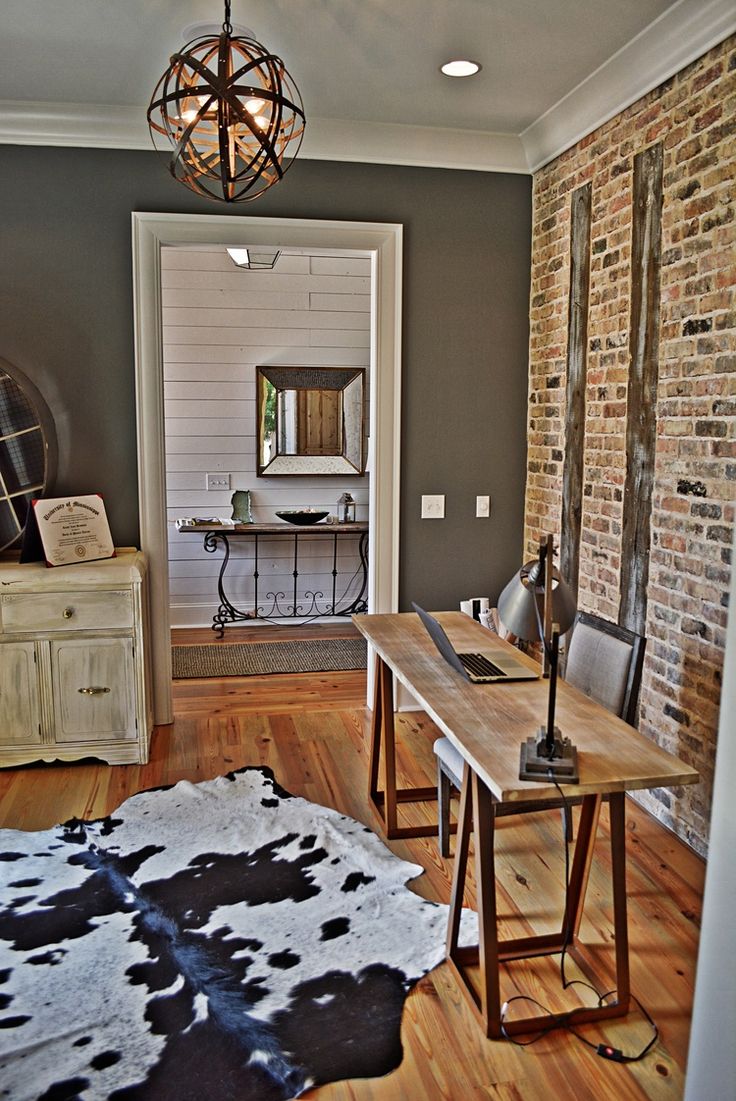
<box><xmin>256</xmin><ymin>365</ymin><xmax>365</xmax><ymax>476</ymax></box>
<box><xmin>0</xmin><ymin>357</ymin><xmax>58</xmax><ymax>552</ymax></box>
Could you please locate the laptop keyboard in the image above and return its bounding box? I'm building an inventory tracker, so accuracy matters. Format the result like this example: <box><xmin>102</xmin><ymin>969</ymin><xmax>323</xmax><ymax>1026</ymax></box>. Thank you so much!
<box><xmin>459</xmin><ymin>652</ymin><xmax>506</xmax><ymax>679</ymax></box>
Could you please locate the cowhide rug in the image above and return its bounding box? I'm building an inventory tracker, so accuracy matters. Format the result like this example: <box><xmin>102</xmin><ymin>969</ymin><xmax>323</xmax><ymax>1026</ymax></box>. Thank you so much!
<box><xmin>0</xmin><ymin>767</ymin><xmax>473</xmax><ymax>1100</ymax></box>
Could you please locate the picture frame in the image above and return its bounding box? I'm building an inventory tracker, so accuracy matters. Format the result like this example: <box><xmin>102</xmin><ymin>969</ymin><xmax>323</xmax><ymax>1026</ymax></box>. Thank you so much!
<box><xmin>31</xmin><ymin>494</ymin><xmax>115</xmax><ymax>567</ymax></box>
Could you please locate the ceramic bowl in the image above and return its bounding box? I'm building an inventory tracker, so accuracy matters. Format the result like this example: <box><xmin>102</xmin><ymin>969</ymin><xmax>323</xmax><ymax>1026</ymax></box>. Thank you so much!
<box><xmin>275</xmin><ymin>510</ymin><xmax>330</xmax><ymax>526</ymax></box>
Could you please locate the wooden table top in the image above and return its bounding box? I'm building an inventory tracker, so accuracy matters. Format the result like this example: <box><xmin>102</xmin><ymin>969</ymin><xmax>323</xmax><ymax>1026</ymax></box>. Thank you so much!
<box><xmin>354</xmin><ymin>611</ymin><xmax>699</xmax><ymax>804</ymax></box>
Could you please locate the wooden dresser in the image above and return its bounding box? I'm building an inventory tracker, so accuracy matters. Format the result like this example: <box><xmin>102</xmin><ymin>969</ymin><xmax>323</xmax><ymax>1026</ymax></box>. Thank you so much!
<box><xmin>0</xmin><ymin>550</ymin><xmax>152</xmax><ymax>766</ymax></box>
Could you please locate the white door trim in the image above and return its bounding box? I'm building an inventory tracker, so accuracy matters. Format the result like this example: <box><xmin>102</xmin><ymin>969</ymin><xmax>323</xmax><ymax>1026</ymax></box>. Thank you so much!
<box><xmin>132</xmin><ymin>212</ymin><xmax>402</xmax><ymax>724</ymax></box>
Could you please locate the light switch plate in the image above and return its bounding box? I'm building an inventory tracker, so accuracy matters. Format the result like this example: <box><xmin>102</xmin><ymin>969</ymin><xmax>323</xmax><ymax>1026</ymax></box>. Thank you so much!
<box><xmin>421</xmin><ymin>494</ymin><xmax>445</xmax><ymax>519</ymax></box>
<box><xmin>206</xmin><ymin>473</ymin><xmax>231</xmax><ymax>491</ymax></box>
<box><xmin>476</xmin><ymin>495</ymin><xmax>491</xmax><ymax>518</ymax></box>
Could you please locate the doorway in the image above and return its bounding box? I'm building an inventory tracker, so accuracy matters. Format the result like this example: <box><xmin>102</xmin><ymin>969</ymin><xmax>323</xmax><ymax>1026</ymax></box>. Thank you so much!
<box><xmin>132</xmin><ymin>213</ymin><xmax>403</xmax><ymax>725</ymax></box>
<box><xmin>163</xmin><ymin>245</ymin><xmax>371</xmax><ymax>635</ymax></box>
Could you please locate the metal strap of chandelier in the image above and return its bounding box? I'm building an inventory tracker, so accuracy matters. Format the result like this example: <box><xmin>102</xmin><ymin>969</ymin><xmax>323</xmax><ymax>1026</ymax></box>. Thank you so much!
<box><xmin>147</xmin><ymin>0</ymin><xmax>306</xmax><ymax>203</ymax></box>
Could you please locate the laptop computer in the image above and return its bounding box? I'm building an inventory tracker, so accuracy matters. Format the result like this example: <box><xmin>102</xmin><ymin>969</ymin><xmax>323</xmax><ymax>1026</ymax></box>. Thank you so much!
<box><xmin>412</xmin><ymin>603</ymin><xmax>540</xmax><ymax>684</ymax></box>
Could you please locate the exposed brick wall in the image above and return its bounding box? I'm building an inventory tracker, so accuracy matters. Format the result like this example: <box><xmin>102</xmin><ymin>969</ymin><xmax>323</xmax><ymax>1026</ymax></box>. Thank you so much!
<box><xmin>526</xmin><ymin>37</ymin><xmax>735</xmax><ymax>855</ymax></box>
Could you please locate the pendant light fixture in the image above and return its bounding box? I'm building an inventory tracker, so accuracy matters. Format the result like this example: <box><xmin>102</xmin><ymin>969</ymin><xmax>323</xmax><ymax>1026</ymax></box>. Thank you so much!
<box><xmin>147</xmin><ymin>0</ymin><xmax>305</xmax><ymax>203</ymax></box>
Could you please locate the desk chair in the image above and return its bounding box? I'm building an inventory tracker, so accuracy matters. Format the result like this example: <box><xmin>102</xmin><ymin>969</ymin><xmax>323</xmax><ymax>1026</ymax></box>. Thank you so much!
<box><xmin>434</xmin><ymin>611</ymin><xmax>646</xmax><ymax>856</ymax></box>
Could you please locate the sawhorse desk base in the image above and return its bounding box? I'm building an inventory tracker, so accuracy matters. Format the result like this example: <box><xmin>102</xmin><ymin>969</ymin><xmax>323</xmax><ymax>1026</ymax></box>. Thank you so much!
<box><xmin>446</xmin><ymin>763</ymin><xmax>631</xmax><ymax>1039</ymax></box>
<box><xmin>367</xmin><ymin>654</ymin><xmax>440</xmax><ymax>840</ymax></box>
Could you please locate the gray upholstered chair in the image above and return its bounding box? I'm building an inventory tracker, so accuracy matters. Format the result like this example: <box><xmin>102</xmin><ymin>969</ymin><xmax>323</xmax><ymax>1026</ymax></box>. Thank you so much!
<box><xmin>433</xmin><ymin>611</ymin><xmax>646</xmax><ymax>857</ymax></box>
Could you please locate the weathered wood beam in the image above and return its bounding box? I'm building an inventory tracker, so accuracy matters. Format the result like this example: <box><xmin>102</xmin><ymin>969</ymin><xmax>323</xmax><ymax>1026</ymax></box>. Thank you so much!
<box><xmin>560</xmin><ymin>182</ymin><xmax>592</xmax><ymax>600</ymax></box>
<box><xmin>619</xmin><ymin>143</ymin><xmax>664</xmax><ymax>635</ymax></box>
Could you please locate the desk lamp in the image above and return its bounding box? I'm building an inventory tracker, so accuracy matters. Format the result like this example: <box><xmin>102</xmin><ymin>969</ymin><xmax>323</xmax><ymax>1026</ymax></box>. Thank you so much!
<box><xmin>497</xmin><ymin>533</ymin><xmax>579</xmax><ymax>782</ymax></box>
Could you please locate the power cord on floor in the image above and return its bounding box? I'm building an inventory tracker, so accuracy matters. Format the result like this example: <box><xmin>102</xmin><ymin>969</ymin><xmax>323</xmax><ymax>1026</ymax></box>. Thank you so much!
<box><xmin>499</xmin><ymin>772</ymin><xmax>659</xmax><ymax>1063</ymax></box>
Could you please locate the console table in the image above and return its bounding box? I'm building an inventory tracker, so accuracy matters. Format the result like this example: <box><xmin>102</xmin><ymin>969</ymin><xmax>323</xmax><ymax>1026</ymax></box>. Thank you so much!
<box><xmin>354</xmin><ymin>610</ymin><xmax>699</xmax><ymax>1039</ymax></box>
<box><xmin>180</xmin><ymin>522</ymin><xmax>369</xmax><ymax>636</ymax></box>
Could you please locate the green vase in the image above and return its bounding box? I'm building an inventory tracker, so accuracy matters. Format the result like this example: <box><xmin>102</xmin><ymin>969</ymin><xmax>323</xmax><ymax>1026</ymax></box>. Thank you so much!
<box><xmin>231</xmin><ymin>490</ymin><xmax>253</xmax><ymax>523</ymax></box>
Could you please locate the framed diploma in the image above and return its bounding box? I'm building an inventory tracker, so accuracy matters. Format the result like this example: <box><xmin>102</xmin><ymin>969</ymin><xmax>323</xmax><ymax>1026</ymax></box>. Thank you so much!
<box><xmin>32</xmin><ymin>495</ymin><xmax>115</xmax><ymax>567</ymax></box>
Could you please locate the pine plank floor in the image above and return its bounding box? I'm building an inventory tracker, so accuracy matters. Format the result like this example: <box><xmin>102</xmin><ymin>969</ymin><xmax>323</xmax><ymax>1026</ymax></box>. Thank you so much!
<box><xmin>0</xmin><ymin>659</ymin><xmax>704</xmax><ymax>1101</ymax></box>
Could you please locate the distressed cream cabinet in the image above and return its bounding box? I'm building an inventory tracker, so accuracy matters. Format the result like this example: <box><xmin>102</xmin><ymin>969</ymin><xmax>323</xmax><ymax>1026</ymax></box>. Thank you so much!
<box><xmin>0</xmin><ymin>551</ymin><xmax>152</xmax><ymax>766</ymax></box>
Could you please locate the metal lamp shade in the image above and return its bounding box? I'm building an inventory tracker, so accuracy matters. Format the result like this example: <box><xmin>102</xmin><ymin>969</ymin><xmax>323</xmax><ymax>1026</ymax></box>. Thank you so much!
<box><xmin>497</xmin><ymin>558</ymin><xmax>577</xmax><ymax>641</ymax></box>
<box><xmin>148</xmin><ymin>15</ymin><xmax>305</xmax><ymax>203</ymax></box>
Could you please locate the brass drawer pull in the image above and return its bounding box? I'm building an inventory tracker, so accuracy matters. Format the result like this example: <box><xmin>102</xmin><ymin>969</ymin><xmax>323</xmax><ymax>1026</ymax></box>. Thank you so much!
<box><xmin>63</xmin><ymin>607</ymin><xmax>75</xmax><ymax>619</ymax></box>
<box><xmin>78</xmin><ymin>686</ymin><xmax>111</xmax><ymax>696</ymax></box>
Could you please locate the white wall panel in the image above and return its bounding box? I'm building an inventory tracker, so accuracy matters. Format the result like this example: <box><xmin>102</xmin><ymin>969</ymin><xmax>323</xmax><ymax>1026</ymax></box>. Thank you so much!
<box><xmin>309</xmin><ymin>293</ymin><xmax>372</xmax><ymax>312</ymax></box>
<box><xmin>163</xmin><ymin>246</ymin><xmax>371</xmax><ymax>628</ymax></box>
<box><xmin>164</xmin><ymin>418</ymin><xmax>247</xmax><ymax>436</ymax></box>
<box><xmin>163</xmin><ymin>289</ymin><xmax>310</xmax><ymax>310</ymax></box>
<box><xmin>161</xmin><ymin>270</ymin><xmax>371</xmax><ymax>293</ymax></box>
<box><xmin>164</xmin><ymin>345</ymin><xmax>368</xmax><ymax>366</ymax></box>
<box><xmin>163</xmin><ymin>326</ymin><xmax>312</xmax><ymax>346</ymax></box>
<box><xmin>309</xmin><ymin>330</ymin><xmax>370</xmax><ymax>347</ymax></box>
<box><xmin>165</xmin><ymin>381</ymin><xmax>254</xmax><ymax>400</ymax></box>
<box><xmin>310</xmin><ymin>257</ymin><xmax>371</xmax><ymax>277</ymax></box>
<box><xmin>163</xmin><ymin>308</ymin><xmax>370</xmax><ymax>330</ymax></box>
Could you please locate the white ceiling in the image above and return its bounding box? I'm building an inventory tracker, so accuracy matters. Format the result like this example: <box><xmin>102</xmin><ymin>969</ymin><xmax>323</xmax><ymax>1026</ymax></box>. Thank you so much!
<box><xmin>0</xmin><ymin>0</ymin><xmax>733</xmax><ymax>172</ymax></box>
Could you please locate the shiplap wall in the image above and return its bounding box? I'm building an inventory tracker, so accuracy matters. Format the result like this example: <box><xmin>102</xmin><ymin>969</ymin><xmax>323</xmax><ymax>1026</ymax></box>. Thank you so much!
<box><xmin>162</xmin><ymin>247</ymin><xmax>371</xmax><ymax>628</ymax></box>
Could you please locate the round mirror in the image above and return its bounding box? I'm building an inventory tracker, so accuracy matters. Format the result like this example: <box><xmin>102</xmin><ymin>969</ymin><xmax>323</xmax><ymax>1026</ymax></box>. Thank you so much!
<box><xmin>0</xmin><ymin>357</ymin><xmax>57</xmax><ymax>553</ymax></box>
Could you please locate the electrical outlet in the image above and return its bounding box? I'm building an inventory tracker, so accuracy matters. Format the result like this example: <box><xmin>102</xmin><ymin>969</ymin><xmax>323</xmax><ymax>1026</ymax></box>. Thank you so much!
<box><xmin>476</xmin><ymin>495</ymin><xmax>491</xmax><ymax>518</ymax></box>
<box><xmin>206</xmin><ymin>473</ymin><xmax>231</xmax><ymax>491</ymax></box>
<box><xmin>421</xmin><ymin>494</ymin><xmax>445</xmax><ymax>519</ymax></box>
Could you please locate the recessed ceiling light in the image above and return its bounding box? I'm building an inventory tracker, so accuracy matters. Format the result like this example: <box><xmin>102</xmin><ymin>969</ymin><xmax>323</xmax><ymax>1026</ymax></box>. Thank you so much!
<box><xmin>440</xmin><ymin>59</ymin><xmax>481</xmax><ymax>78</ymax></box>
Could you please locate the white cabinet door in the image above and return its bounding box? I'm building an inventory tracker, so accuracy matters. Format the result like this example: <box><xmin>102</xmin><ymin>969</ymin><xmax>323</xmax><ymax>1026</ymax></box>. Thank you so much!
<box><xmin>0</xmin><ymin>642</ymin><xmax>42</xmax><ymax>744</ymax></box>
<box><xmin>51</xmin><ymin>638</ymin><xmax>137</xmax><ymax>742</ymax></box>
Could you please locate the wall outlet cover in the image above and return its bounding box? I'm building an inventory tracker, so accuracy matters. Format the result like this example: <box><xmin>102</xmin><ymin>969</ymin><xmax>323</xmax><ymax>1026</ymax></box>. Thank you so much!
<box><xmin>476</xmin><ymin>495</ymin><xmax>491</xmax><ymax>517</ymax></box>
<box><xmin>421</xmin><ymin>494</ymin><xmax>445</xmax><ymax>519</ymax></box>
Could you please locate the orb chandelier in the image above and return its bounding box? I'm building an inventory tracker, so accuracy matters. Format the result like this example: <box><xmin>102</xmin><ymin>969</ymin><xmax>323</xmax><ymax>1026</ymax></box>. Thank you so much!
<box><xmin>147</xmin><ymin>0</ymin><xmax>306</xmax><ymax>203</ymax></box>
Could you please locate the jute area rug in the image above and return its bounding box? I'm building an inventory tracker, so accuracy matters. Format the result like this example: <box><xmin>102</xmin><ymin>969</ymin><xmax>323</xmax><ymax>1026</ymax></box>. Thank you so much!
<box><xmin>0</xmin><ymin>767</ymin><xmax>475</xmax><ymax>1100</ymax></box>
<box><xmin>172</xmin><ymin>638</ymin><xmax>367</xmax><ymax>679</ymax></box>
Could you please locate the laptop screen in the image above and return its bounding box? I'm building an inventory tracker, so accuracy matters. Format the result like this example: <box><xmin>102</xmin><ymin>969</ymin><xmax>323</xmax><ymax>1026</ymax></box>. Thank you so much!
<box><xmin>412</xmin><ymin>603</ymin><xmax>470</xmax><ymax>678</ymax></box>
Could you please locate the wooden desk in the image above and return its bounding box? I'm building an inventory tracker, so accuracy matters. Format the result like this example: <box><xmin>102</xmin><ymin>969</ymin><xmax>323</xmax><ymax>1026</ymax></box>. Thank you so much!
<box><xmin>353</xmin><ymin>611</ymin><xmax>699</xmax><ymax>1039</ymax></box>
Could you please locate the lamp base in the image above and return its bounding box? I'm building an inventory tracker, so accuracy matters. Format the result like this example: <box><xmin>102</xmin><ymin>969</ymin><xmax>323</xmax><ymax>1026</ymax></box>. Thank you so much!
<box><xmin>519</xmin><ymin>727</ymin><xmax>579</xmax><ymax>783</ymax></box>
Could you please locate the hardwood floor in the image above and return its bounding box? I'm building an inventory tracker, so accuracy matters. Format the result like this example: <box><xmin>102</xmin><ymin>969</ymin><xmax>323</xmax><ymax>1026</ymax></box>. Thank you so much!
<box><xmin>0</xmin><ymin>664</ymin><xmax>703</xmax><ymax>1101</ymax></box>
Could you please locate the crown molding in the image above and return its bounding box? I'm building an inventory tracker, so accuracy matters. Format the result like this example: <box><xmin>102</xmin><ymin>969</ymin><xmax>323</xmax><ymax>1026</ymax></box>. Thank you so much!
<box><xmin>300</xmin><ymin>117</ymin><xmax>530</xmax><ymax>174</ymax></box>
<box><xmin>0</xmin><ymin>101</ymin><xmax>151</xmax><ymax>149</ymax></box>
<box><xmin>0</xmin><ymin>99</ymin><xmax>530</xmax><ymax>174</ymax></box>
<box><xmin>0</xmin><ymin>0</ymin><xmax>732</xmax><ymax>177</ymax></box>
<box><xmin>521</xmin><ymin>0</ymin><xmax>736</xmax><ymax>172</ymax></box>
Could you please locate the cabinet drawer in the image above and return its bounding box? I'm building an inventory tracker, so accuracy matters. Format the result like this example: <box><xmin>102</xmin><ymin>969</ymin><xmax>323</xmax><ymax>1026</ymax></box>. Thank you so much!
<box><xmin>2</xmin><ymin>590</ymin><xmax>133</xmax><ymax>633</ymax></box>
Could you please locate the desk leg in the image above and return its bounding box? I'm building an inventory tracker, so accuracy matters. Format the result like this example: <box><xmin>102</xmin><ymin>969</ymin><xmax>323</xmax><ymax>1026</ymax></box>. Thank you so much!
<box><xmin>366</xmin><ymin>654</ymin><xmax>439</xmax><ymax>840</ymax></box>
<box><xmin>446</xmin><ymin>765</ymin><xmax>502</xmax><ymax>1037</ymax></box>
<box><xmin>609</xmin><ymin>793</ymin><xmax>630</xmax><ymax>1005</ymax></box>
<box><xmin>567</xmin><ymin>793</ymin><xmax>601</xmax><ymax>938</ymax></box>
<box><xmin>367</xmin><ymin>653</ymin><xmax>383</xmax><ymax>805</ymax></box>
<box><xmin>447</xmin><ymin>778</ymin><xmax>633</xmax><ymax>1039</ymax></box>
<box><xmin>381</xmin><ymin>659</ymin><xmax>398</xmax><ymax>835</ymax></box>
<box><xmin>568</xmin><ymin>791</ymin><xmax>629</xmax><ymax>1007</ymax></box>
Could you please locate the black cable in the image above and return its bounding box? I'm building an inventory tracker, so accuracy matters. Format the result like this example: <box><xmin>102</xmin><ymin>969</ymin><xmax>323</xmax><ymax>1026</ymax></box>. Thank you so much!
<box><xmin>499</xmin><ymin>773</ymin><xmax>659</xmax><ymax>1062</ymax></box>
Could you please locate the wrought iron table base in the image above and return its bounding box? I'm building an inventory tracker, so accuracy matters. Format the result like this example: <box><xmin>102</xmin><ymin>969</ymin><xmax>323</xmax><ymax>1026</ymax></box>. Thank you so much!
<box><xmin>201</xmin><ymin>525</ymin><xmax>368</xmax><ymax>637</ymax></box>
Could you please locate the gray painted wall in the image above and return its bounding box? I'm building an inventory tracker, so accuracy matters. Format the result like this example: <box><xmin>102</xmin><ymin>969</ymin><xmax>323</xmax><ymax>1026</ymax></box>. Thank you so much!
<box><xmin>0</xmin><ymin>146</ymin><xmax>531</xmax><ymax>609</ymax></box>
